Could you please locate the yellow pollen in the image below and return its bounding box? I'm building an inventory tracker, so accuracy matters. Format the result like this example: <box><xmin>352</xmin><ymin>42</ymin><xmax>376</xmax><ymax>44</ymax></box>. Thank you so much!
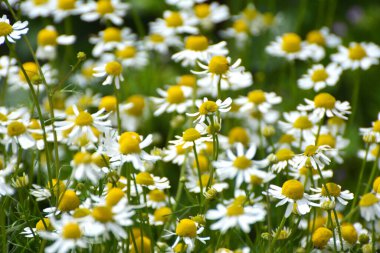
<box><xmin>228</xmin><ymin>127</ymin><xmax>249</xmax><ymax>146</ymax></box>
<box><xmin>293</xmin><ymin>116</ymin><xmax>313</xmax><ymax>129</ymax></box>
<box><xmin>153</xmin><ymin>207</ymin><xmax>172</xmax><ymax>222</ymax></box>
<box><xmin>182</xmin><ymin>128</ymin><xmax>201</xmax><ymax>142</ymax></box>
<box><xmin>317</xmin><ymin>134</ymin><xmax>336</xmax><ymax>148</ymax></box>
<box><xmin>119</xmin><ymin>131</ymin><xmax>141</xmax><ymax>143</ymax></box>
<box><xmin>185</xmin><ymin>35</ymin><xmax>209</xmax><ymax>51</ymax></box>
<box><xmin>119</xmin><ymin>132</ymin><xmax>141</xmax><ymax>154</ymax></box>
<box><xmin>126</xmin><ymin>95</ymin><xmax>145</xmax><ymax>116</ymax></box>
<box><xmin>194</xmin><ymin>4</ymin><xmax>210</xmax><ymax>18</ymax></box>
<box><xmin>105</xmin><ymin>61</ymin><xmax>122</xmax><ymax>76</ymax></box>
<box><xmin>279</xmin><ymin>134</ymin><xmax>295</xmax><ymax>144</ymax></box>
<box><xmin>96</xmin><ymin>0</ymin><xmax>114</xmax><ymax>15</ymax></box>
<box><xmin>37</xmin><ymin>29</ymin><xmax>58</xmax><ymax>46</ymax></box>
<box><xmin>58</xmin><ymin>190</ymin><xmax>80</xmax><ymax>212</ymax></box>
<box><xmin>166</xmin><ymin>86</ymin><xmax>185</xmax><ymax>104</ymax></box>
<box><xmin>175</xmin><ymin>219</ymin><xmax>197</xmax><ymax>238</ymax></box>
<box><xmin>341</xmin><ymin>223</ymin><xmax>358</xmax><ymax>244</ymax></box>
<box><xmin>281</xmin><ymin>179</ymin><xmax>304</xmax><ymax>200</ymax></box>
<box><xmin>75</xmin><ymin>111</ymin><xmax>93</xmax><ymax>126</ymax></box>
<box><xmin>359</xmin><ymin>193</ymin><xmax>379</xmax><ymax>207</ymax></box>
<box><xmin>321</xmin><ymin>182</ymin><xmax>341</xmax><ymax>197</ymax></box>
<box><xmin>148</xmin><ymin>189</ymin><xmax>166</xmax><ymax>202</ymax></box>
<box><xmin>281</xmin><ymin>33</ymin><xmax>301</xmax><ymax>53</ymax></box>
<box><xmin>306</xmin><ymin>30</ymin><xmax>325</xmax><ymax>46</ymax></box>
<box><xmin>250</xmin><ymin>174</ymin><xmax>263</xmax><ymax>185</ymax></box>
<box><xmin>178</xmin><ymin>75</ymin><xmax>196</xmax><ymax>87</ymax></box>
<box><xmin>308</xmin><ymin>216</ymin><xmax>326</xmax><ymax>232</ymax></box>
<box><xmin>92</xmin><ymin>206</ymin><xmax>113</xmax><ymax>223</ymax></box>
<box><xmin>131</xmin><ymin>237</ymin><xmax>152</xmax><ymax>253</ymax></box>
<box><xmin>57</xmin><ymin>0</ymin><xmax>76</xmax><ymax>10</ymax></box>
<box><xmin>73</xmin><ymin>151</ymin><xmax>92</xmax><ymax>165</ymax></box>
<box><xmin>373</xmin><ymin>177</ymin><xmax>380</xmax><ymax>193</ymax></box>
<box><xmin>99</xmin><ymin>96</ymin><xmax>117</xmax><ymax>112</ymax></box>
<box><xmin>348</xmin><ymin>44</ymin><xmax>367</xmax><ymax>60</ymax></box>
<box><xmin>47</xmin><ymin>179</ymin><xmax>66</xmax><ymax>196</ymax></box>
<box><xmin>62</xmin><ymin>222</ymin><xmax>81</xmax><ymax>239</ymax></box>
<box><xmin>150</xmin><ymin>34</ymin><xmax>164</xmax><ymax>43</ymax></box>
<box><xmin>116</xmin><ymin>46</ymin><xmax>136</xmax><ymax>59</ymax></box>
<box><xmin>275</xmin><ymin>148</ymin><xmax>294</xmax><ymax>161</ymax></box>
<box><xmin>0</xmin><ymin>113</ymin><xmax>7</xmax><ymax>122</ymax></box>
<box><xmin>208</xmin><ymin>56</ymin><xmax>229</xmax><ymax>75</ymax></box>
<box><xmin>73</xmin><ymin>208</ymin><xmax>91</xmax><ymax>218</ymax></box>
<box><xmin>233</xmin><ymin>19</ymin><xmax>249</xmax><ymax>33</ymax></box>
<box><xmin>311</xmin><ymin>69</ymin><xmax>329</xmax><ymax>82</ymax></box>
<box><xmin>233</xmin><ymin>156</ymin><xmax>252</xmax><ymax>170</ymax></box>
<box><xmin>106</xmin><ymin>188</ymin><xmax>125</xmax><ymax>206</ymax></box>
<box><xmin>165</xmin><ymin>12</ymin><xmax>183</xmax><ymax>27</ymax></box>
<box><xmin>198</xmin><ymin>174</ymin><xmax>213</xmax><ymax>187</ymax></box>
<box><xmin>248</xmin><ymin>90</ymin><xmax>266</xmax><ymax>104</ymax></box>
<box><xmin>373</xmin><ymin>120</ymin><xmax>380</xmax><ymax>132</ymax></box>
<box><xmin>103</xmin><ymin>27</ymin><xmax>121</xmax><ymax>42</ymax></box>
<box><xmin>312</xmin><ymin>227</ymin><xmax>333</xmax><ymax>249</ymax></box>
<box><xmin>7</xmin><ymin>121</ymin><xmax>26</xmax><ymax>136</ymax></box>
<box><xmin>136</xmin><ymin>172</ymin><xmax>154</xmax><ymax>186</ymax></box>
<box><xmin>314</xmin><ymin>93</ymin><xmax>336</xmax><ymax>109</ymax></box>
<box><xmin>35</xmin><ymin>218</ymin><xmax>52</xmax><ymax>231</ymax></box>
<box><xmin>176</xmin><ymin>144</ymin><xmax>189</xmax><ymax>155</ymax></box>
<box><xmin>82</xmin><ymin>65</ymin><xmax>95</xmax><ymax>79</ymax></box>
<box><xmin>19</xmin><ymin>62</ymin><xmax>39</xmax><ymax>83</ymax></box>
<box><xmin>328</xmin><ymin>116</ymin><xmax>345</xmax><ymax>126</ymax></box>
<box><xmin>192</xmin><ymin>154</ymin><xmax>209</xmax><ymax>173</ymax></box>
<box><xmin>226</xmin><ymin>204</ymin><xmax>244</xmax><ymax>216</ymax></box>
<box><xmin>304</xmin><ymin>145</ymin><xmax>318</xmax><ymax>156</ymax></box>
<box><xmin>91</xmin><ymin>153</ymin><xmax>109</xmax><ymax>167</ymax></box>
<box><xmin>371</xmin><ymin>146</ymin><xmax>379</xmax><ymax>157</ymax></box>
<box><xmin>199</xmin><ymin>101</ymin><xmax>218</xmax><ymax>115</ymax></box>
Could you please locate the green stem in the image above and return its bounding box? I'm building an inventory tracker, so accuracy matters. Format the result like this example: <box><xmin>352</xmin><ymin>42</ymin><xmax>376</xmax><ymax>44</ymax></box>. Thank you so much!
<box><xmin>113</xmin><ymin>82</ymin><xmax>122</xmax><ymax>134</ymax></box>
<box><xmin>349</xmin><ymin>71</ymin><xmax>360</xmax><ymax>127</ymax></box>
<box><xmin>270</xmin><ymin>216</ymin><xmax>287</xmax><ymax>250</ymax></box>
<box><xmin>192</xmin><ymin>143</ymin><xmax>203</xmax><ymax>208</ymax></box>
<box><xmin>363</xmin><ymin>144</ymin><xmax>380</xmax><ymax>194</ymax></box>
<box><xmin>372</xmin><ymin>220</ymin><xmax>376</xmax><ymax>253</ymax></box>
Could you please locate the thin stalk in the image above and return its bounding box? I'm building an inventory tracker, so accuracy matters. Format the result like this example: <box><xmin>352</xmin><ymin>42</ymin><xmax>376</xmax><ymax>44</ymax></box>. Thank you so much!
<box><xmin>192</xmin><ymin>143</ymin><xmax>203</xmax><ymax>207</ymax></box>
<box><xmin>363</xmin><ymin>144</ymin><xmax>380</xmax><ymax>194</ymax></box>
<box><xmin>372</xmin><ymin>220</ymin><xmax>376</xmax><ymax>253</ymax></box>
<box><xmin>113</xmin><ymin>82</ymin><xmax>122</xmax><ymax>134</ymax></box>
<box><xmin>270</xmin><ymin>216</ymin><xmax>287</xmax><ymax>250</ymax></box>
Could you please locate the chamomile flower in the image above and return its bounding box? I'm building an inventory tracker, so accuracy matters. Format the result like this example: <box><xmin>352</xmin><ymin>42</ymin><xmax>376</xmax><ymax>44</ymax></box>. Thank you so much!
<box><xmin>0</xmin><ymin>158</ymin><xmax>15</xmax><ymax>197</ymax></box>
<box><xmin>315</xmin><ymin>131</ymin><xmax>349</xmax><ymax>164</ymax></box>
<box><xmin>292</xmin><ymin>144</ymin><xmax>332</xmax><ymax>170</ymax></box>
<box><xmin>309</xmin><ymin>183</ymin><xmax>353</xmax><ymax>206</ymax></box>
<box><xmin>20</xmin><ymin>0</ymin><xmax>53</xmax><ymax>19</ymax></box>
<box><xmin>52</xmin><ymin>0</ymin><xmax>82</xmax><ymax>23</ymax></box>
<box><xmin>172</xmin><ymin>35</ymin><xmax>228</xmax><ymax>66</ymax></box>
<box><xmin>145</xmin><ymin>189</ymin><xmax>174</xmax><ymax>209</ymax></box>
<box><xmin>331</xmin><ymin>42</ymin><xmax>380</xmax><ymax>70</ymax></box>
<box><xmin>278</xmin><ymin>111</ymin><xmax>316</xmax><ymax>141</ymax></box>
<box><xmin>306</xmin><ymin>27</ymin><xmax>341</xmax><ymax>48</ymax></box>
<box><xmin>163</xmin><ymin>143</ymin><xmax>192</xmax><ymax>165</ymax></box>
<box><xmin>192</xmin><ymin>3</ymin><xmax>230</xmax><ymax>29</ymax></box>
<box><xmin>80</xmin><ymin>0</ymin><xmax>129</xmax><ymax>26</ymax></box>
<box><xmin>36</xmin><ymin>26</ymin><xmax>76</xmax><ymax>60</ymax></box>
<box><xmin>144</xmin><ymin>32</ymin><xmax>182</xmax><ymax>54</ymax></box>
<box><xmin>235</xmin><ymin>89</ymin><xmax>282</xmax><ymax>113</ymax></box>
<box><xmin>213</xmin><ymin>143</ymin><xmax>268</xmax><ymax>187</ymax></box>
<box><xmin>312</xmin><ymin>227</ymin><xmax>333</xmax><ymax>249</ymax></box>
<box><xmin>151</xmin><ymin>11</ymin><xmax>198</xmax><ymax>36</ymax></box>
<box><xmin>151</xmin><ymin>85</ymin><xmax>192</xmax><ymax>116</ymax></box>
<box><xmin>0</xmin><ymin>56</ymin><xmax>18</xmax><ymax>79</ymax></box>
<box><xmin>30</xmin><ymin>184</ymin><xmax>52</xmax><ymax>201</ymax></box>
<box><xmin>266</xmin><ymin>33</ymin><xmax>313</xmax><ymax>61</ymax></box>
<box><xmin>111</xmin><ymin>42</ymin><xmax>148</xmax><ymax>69</ymax></box>
<box><xmin>187</xmin><ymin>97</ymin><xmax>232</xmax><ymax>124</ymax></box>
<box><xmin>268</xmin><ymin>147</ymin><xmax>296</xmax><ymax>173</ymax></box>
<box><xmin>0</xmin><ymin>15</ymin><xmax>29</xmax><ymax>45</ymax></box>
<box><xmin>21</xmin><ymin>218</ymin><xmax>53</xmax><ymax>238</ymax></box>
<box><xmin>221</xmin><ymin>19</ymin><xmax>251</xmax><ymax>47</ymax></box>
<box><xmin>297</xmin><ymin>93</ymin><xmax>351</xmax><ymax>121</ymax></box>
<box><xmin>165</xmin><ymin>0</ymin><xmax>206</xmax><ymax>9</ymax></box>
<box><xmin>70</xmin><ymin>151</ymin><xmax>105</xmax><ymax>184</ymax></box>
<box><xmin>360</xmin><ymin>113</ymin><xmax>380</xmax><ymax>143</ymax></box>
<box><xmin>267</xmin><ymin>179</ymin><xmax>315</xmax><ymax>217</ymax></box>
<box><xmin>185</xmin><ymin>173</ymin><xmax>228</xmax><ymax>193</ymax></box>
<box><xmin>170</xmin><ymin>124</ymin><xmax>212</xmax><ymax>149</ymax></box>
<box><xmin>1</xmin><ymin>118</ymin><xmax>40</xmax><ymax>152</ymax></box>
<box><xmin>206</xmin><ymin>202</ymin><xmax>265</xmax><ymax>233</ymax></box>
<box><xmin>298</xmin><ymin>63</ymin><xmax>342</xmax><ymax>92</ymax></box>
<box><xmin>359</xmin><ymin>193</ymin><xmax>380</xmax><ymax>221</ymax></box>
<box><xmin>135</xmin><ymin>171</ymin><xmax>170</xmax><ymax>191</ymax></box>
<box><xmin>119</xmin><ymin>95</ymin><xmax>146</xmax><ymax>131</ymax></box>
<box><xmin>93</xmin><ymin>61</ymin><xmax>124</xmax><ymax>89</ymax></box>
<box><xmin>150</xmin><ymin>206</ymin><xmax>173</xmax><ymax>226</ymax></box>
<box><xmin>289</xmin><ymin>165</ymin><xmax>333</xmax><ymax>189</ymax></box>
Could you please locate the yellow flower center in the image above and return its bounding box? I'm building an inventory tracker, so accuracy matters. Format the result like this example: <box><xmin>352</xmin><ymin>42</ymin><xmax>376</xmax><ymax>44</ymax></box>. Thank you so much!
<box><xmin>166</xmin><ymin>86</ymin><xmax>185</xmax><ymax>104</ymax></box>
<box><xmin>199</xmin><ymin>100</ymin><xmax>218</xmax><ymax>115</ymax></box>
<box><xmin>136</xmin><ymin>172</ymin><xmax>154</xmax><ymax>186</ymax></box>
<box><xmin>275</xmin><ymin>148</ymin><xmax>294</xmax><ymax>161</ymax></box>
<box><xmin>0</xmin><ymin>22</ymin><xmax>13</xmax><ymax>37</ymax></box>
<box><xmin>119</xmin><ymin>132</ymin><xmax>141</xmax><ymax>155</ymax></box>
<box><xmin>233</xmin><ymin>156</ymin><xmax>252</xmax><ymax>170</ymax></box>
<box><xmin>47</xmin><ymin>179</ymin><xmax>66</xmax><ymax>196</ymax></box>
<box><xmin>359</xmin><ymin>193</ymin><xmax>379</xmax><ymax>207</ymax></box>
<box><xmin>33</xmin><ymin>0</ymin><xmax>49</xmax><ymax>5</ymax></box>
<box><xmin>153</xmin><ymin>207</ymin><xmax>172</xmax><ymax>222</ymax></box>
<box><xmin>0</xmin><ymin>113</ymin><xmax>7</xmax><ymax>122</ymax></box>
<box><xmin>57</xmin><ymin>0</ymin><xmax>76</xmax><ymax>10</ymax></box>
<box><xmin>243</xmin><ymin>8</ymin><xmax>258</xmax><ymax>20</ymax></box>
<box><xmin>250</xmin><ymin>174</ymin><xmax>263</xmax><ymax>185</ymax></box>
<box><xmin>81</xmin><ymin>65</ymin><xmax>95</xmax><ymax>79</ymax></box>
<box><xmin>321</xmin><ymin>182</ymin><xmax>341</xmax><ymax>197</ymax></box>
<box><xmin>150</xmin><ymin>34</ymin><xmax>164</xmax><ymax>43</ymax></box>
<box><xmin>311</xmin><ymin>69</ymin><xmax>329</xmax><ymax>82</ymax></box>
<box><xmin>58</xmin><ymin>190</ymin><xmax>80</xmax><ymax>212</ymax></box>
<box><xmin>208</xmin><ymin>56</ymin><xmax>229</xmax><ymax>75</ymax></box>
<box><xmin>106</xmin><ymin>188</ymin><xmax>125</xmax><ymax>206</ymax></box>
<box><xmin>37</xmin><ymin>29</ymin><xmax>58</xmax><ymax>46</ymax></box>
<box><xmin>233</xmin><ymin>19</ymin><xmax>248</xmax><ymax>33</ymax></box>
<box><xmin>75</xmin><ymin>111</ymin><xmax>93</xmax><ymax>126</ymax></box>
<box><xmin>281</xmin><ymin>33</ymin><xmax>301</xmax><ymax>53</ymax></box>
<box><xmin>228</xmin><ymin>127</ymin><xmax>249</xmax><ymax>146</ymax></box>
<box><xmin>72</xmin><ymin>208</ymin><xmax>91</xmax><ymax>218</ymax></box>
<box><xmin>62</xmin><ymin>223</ymin><xmax>81</xmax><ymax>239</ymax></box>
<box><xmin>293</xmin><ymin>116</ymin><xmax>313</xmax><ymax>129</ymax></box>
<box><xmin>116</xmin><ymin>46</ymin><xmax>136</xmax><ymax>59</ymax></box>
<box><xmin>373</xmin><ymin>120</ymin><xmax>380</xmax><ymax>132</ymax></box>
<box><xmin>148</xmin><ymin>189</ymin><xmax>166</xmax><ymax>202</ymax></box>
<box><xmin>248</xmin><ymin>90</ymin><xmax>266</xmax><ymax>104</ymax></box>
<box><xmin>194</xmin><ymin>4</ymin><xmax>210</xmax><ymax>18</ymax></box>
<box><xmin>103</xmin><ymin>27</ymin><xmax>121</xmax><ymax>42</ymax></box>
<box><xmin>182</xmin><ymin>128</ymin><xmax>201</xmax><ymax>142</ymax></box>
<box><xmin>262</xmin><ymin>12</ymin><xmax>275</xmax><ymax>26</ymax></box>
<box><xmin>92</xmin><ymin>206</ymin><xmax>113</xmax><ymax>223</ymax></box>
<box><xmin>19</xmin><ymin>62</ymin><xmax>40</xmax><ymax>83</ymax></box>
<box><xmin>371</xmin><ymin>146</ymin><xmax>379</xmax><ymax>157</ymax></box>
<box><xmin>35</xmin><ymin>218</ymin><xmax>52</xmax><ymax>231</ymax></box>
<box><xmin>185</xmin><ymin>35</ymin><xmax>209</xmax><ymax>51</ymax></box>
<box><xmin>306</xmin><ymin>30</ymin><xmax>325</xmax><ymax>46</ymax></box>
<box><xmin>226</xmin><ymin>204</ymin><xmax>244</xmax><ymax>216</ymax></box>
<box><xmin>165</xmin><ymin>12</ymin><xmax>183</xmax><ymax>27</ymax></box>
<box><xmin>91</xmin><ymin>153</ymin><xmax>109</xmax><ymax>167</ymax></box>
<box><xmin>279</xmin><ymin>134</ymin><xmax>295</xmax><ymax>144</ymax></box>
<box><xmin>126</xmin><ymin>95</ymin><xmax>145</xmax><ymax>116</ymax></box>
<box><xmin>175</xmin><ymin>219</ymin><xmax>197</xmax><ymax>238</ymax></box>
<box><xmin>73</xmin><ymin>151</ymin><xmax>92</xmax><ymax>165</ymax></box>
<box><xmin>192</xmin><ymin>154</ymin><xmax>209</xmax><ymax>173</ymax></box>
<box><xmin>7</xmin><ymin>121</ymin><xmax>26</xmax><ymax>136</ymax></box>
<box><xmin>176</xmin><ymin>144</ymin><xmax>188</xmax><ymax>155</ymax></box>
<box><xmin>373</xmin><ymin>177</ymin><xmax>380</xmax><ymax>192</ymax></box>
<box><xmin>281</xmin><ymin>179</ymin><xmax>304</xmax><ymax>200</ymax></box>
<box><xmin>312</xmin><ymin>227</ymin><xmax>333</xmax><ymax>249</ymax></box>
<box><xmin>178</xmin><ymin>75</ymin><xmax>196</xmax><ymax>87</ymax></box>
<box><xmin>131</xmin><ymin>237</ymin><xmax>152</xmax><ymax>253</ymax></box>
<box><xmin>198</xmin><ymin>174</ymin><xmax>213</xmax><ymax>187</ymax></box>
<box><xmin>348</xmin><ymin>44</ymin><xmax>367</xmax><ymax>60</ymax></box>
<box><xmin>96</xmin><ymin>0</ymin><xmax>114</xmax><ymax>15</ymax></box>
<box><xmin>99</xmin><ymin>96</ymin><xmax>116</xmax><ymax>112</ymax></box>
<box><xmin>328</xmin><ymin>116</ymin><xmax>345</xmax><ymax>126</ymax></box>
<box><xmin>317</xmin><ymin>134</ymin><xmax>336</xmax><ymax>148</ymax></box>
<box><xmin>304</xmin><ymin>145</ymin><xmax>318</xmax><ymax>157</ymax></box>
<box><xmin>341</xmin><ymin>223</ymin><xmax>358</xmax><ymax>244</ymax></box>
<box><xmin>105</xmin><ymin>61</ymin><xmax>122</xmax><ymax>76</ymax></box>
<box><xmin>314</xmin><ymin>93</ymin><xmax>336</xmax><ymax>109</ymax></box>
<box><xmin>173</xmin><ymin>243</ymin><xmax>187</xmax><ymax>253</ymax></box>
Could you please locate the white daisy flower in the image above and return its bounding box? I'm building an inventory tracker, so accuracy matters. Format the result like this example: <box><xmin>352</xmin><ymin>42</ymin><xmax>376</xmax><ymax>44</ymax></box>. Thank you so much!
<box><xmin>0</xmin><ymin>15</ymin><xmax>28</xmax><ymax>45</ymax></box>
<box><xmin>149</xmin><ymin>206</ymin><xmax>173</xmax><ymax>226</ymax></box>
<box><xmin>235</xmin><ymin>89</ymin><xmax>282</xmax><ymax>113</ymax></box>
<box><xmin>213</xmin><ymin>143</ymin><xmax>268</xmax><ymax>188</ymax></box>
<box><xmin>20</xmin><ymin>0</ymin><xmax>53</xmax><ymax>19</ymax></box>
<box><xmin>206</xmin><ymin>202</ymin><xmax>265</xmax><ymax>233</ymax></box>
<box><xmin>165</xmin><ymin>0</ymin><xmax>206</xmax><ymax>9</ymax></box>
<box><xmin>170</xmin><ymin>124</ymin><xmax>212</xmax><ymax>149</ymax></box>
<box><xmin>144</xmin><ymin>32</ymin><xmax>182</xmax><ymax>54</ymax></box>
<box><xmin>185</xmin><ymin>173</ymin><xmax>228</xmax><ymax>194</ymax></box>
<box><xmin>93</xmin><ymin>60</ymin><xmax>125</xmax><ymax>89</ymax></box>
<box><xmin>306</xmin><ymin>27</ymin><xmax>341</xmax><ymax>48</ymax></box>
<box><xmin>151</xmin><ymin>85</ymin><xmax>192</xmax><ymax>116</ymax></box>
<box><xmin>192</xmin><ymin>2</ymin><xmax>230</xmax><ymax>29</ymax></box>
<box><xmin>163</xmin><ymin>143</ymin><xmax>192</xmax><ymax>166</ymax></box>
<box><xmin>314</xmin><ymin>130</ymin><xmax>349</xmax><ymax>164</ymax></box>
<box><xmin>220</xmin><ymin>18</ymin><xmax>251</xmax><ymax>48</ymax></box>
<box><xmin>80</xmin><ymin>0</ymin><xmax>129</xmax><ymax>26</ymax></box>
<box><xmin>331</xmin><ymin>42</ymin><xmax>380</xmax><ymax>70</ymax></box>
<box><xmin>144</xmin><ymin>189</ymin><xmax>174</xmax><ymax>209</ymax></box>
<box><xmin>268</xmin><ymin>147</ymin><xmax>296</xmax><ymax>173</ymax></box>
<box><xmin>360</xmin><ymin>113</ymin><xmax>380</xmax><ymax>143</ymax></box>
<box><xmin>70</xmin><ymin>151</ymin><xmax>105</xmax><ymax>184</ymax></box>
<box><xmin>187</xmin><ymin>97</ymin><xmax>232</xmax><ymax>124</ymax></box>
<box><xmin>0</xmin><ymin>158</ymin><xmax>15</xmax><ymax>197</ymax></box>
<box><xmin>297</xmin><ymin>93</ymin><xmax>351</xmax><ymax>121</ymax></box>
<box><xmin>118</xmin><ymin>95</ymin><xmax>146</xmax><ymax>131</ymax></box>
<box><xmin>288</xmin><ymin>166</ymin><xmax>333</xmax><ymax>190</ymax></box>
<box><xmin>151</xmin><ymin>10</ymin><xmax>198</xmax><ymax>36</ymax></box>
<box><xmin>359</xmin><ymin>193</ymin><xmax>380</xmax><ymax>222</ymax></box>
<box><xmin>172</xmin><ymin>36</ymin><xmax>228</xmax><ymax>67</ymax></box>
<box><xmin>135</xmin><ymin>171</ymin><xmax>170</xmax><ymax>191</ymax></box>
<box><xmin>298</xmin><ymin>63</ymin><xmax>342</xmax><ymax>92</ymax></box>
<box><xmin>309</xmin><ymin>182</ymin><xmax>354</xmax><ymax>206</ymax></box>
<box><xmin>0</xmin><ymin>55</ymin><xmax>18</xmax><ymax>79</ymax></box>
<box><xmin>109</xmin><ymin>42</ymin><xmax>148</xmax><ymax>69</ymax></box>
<box><xmin>278</xmin><ymin>111</ymin><xmax>317</xmax><ymax>142</ymax></box>
<box><xmin>292</xmin><ymin>144</ymin><xmax>332</xmax><ymax>170</ymax></box>
<box><xmin>51</xmin><ymin>0</ymin><xmax>82</xmax><ymax>23</ymax></box>
<box><xmin>21</xmin><ymin>218</ymin><xmax>53</xmax><ymax>238</ymax></box>
<box><xmin>30</xmin><ymin>184</ymin><xmax>52</xmax><ymax>201</ymax></box>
